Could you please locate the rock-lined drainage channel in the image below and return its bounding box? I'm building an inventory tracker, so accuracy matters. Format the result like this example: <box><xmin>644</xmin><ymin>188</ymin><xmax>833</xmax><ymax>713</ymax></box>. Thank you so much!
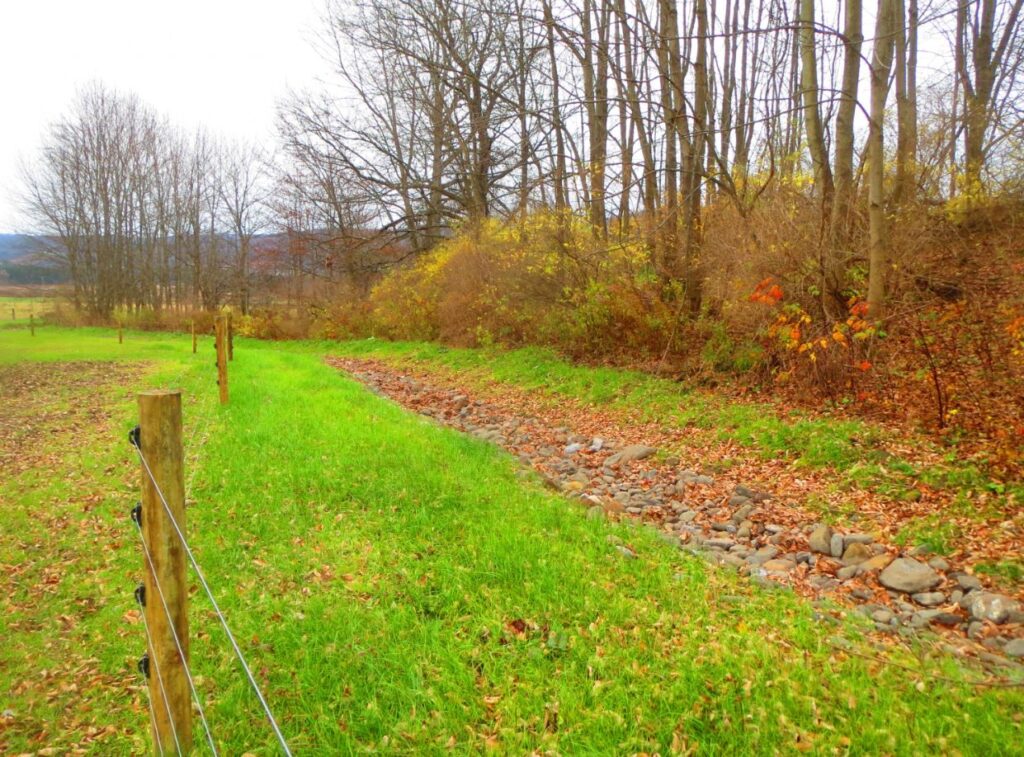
<box><xmin>333</xmin><ymin>358</ymin><xmax>1024</xmax><ymax>668</ymax></box>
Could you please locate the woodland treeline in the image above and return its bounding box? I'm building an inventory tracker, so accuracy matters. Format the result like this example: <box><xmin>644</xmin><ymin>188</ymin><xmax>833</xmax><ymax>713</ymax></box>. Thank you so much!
<box><xmin>20</xmin><ymin>89</ymin><xmax>270</xmax><ymax>316</ymax></box>
<box><xmin>22</xmin><ymin>0</ymin><xmax>1024</xmax><ymax>317</ymax></box>
<box><xmin>279</xmin><ymin>0</ymin><xmax>1024</xmax><ymax>316</ymax></box>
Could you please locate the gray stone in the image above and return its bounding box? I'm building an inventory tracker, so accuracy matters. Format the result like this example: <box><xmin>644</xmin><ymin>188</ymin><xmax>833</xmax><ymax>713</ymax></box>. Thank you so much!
<box><xmin>745</xmin><ymin>552</ymin><xmax>772</xmax><ymax>567</ymax></box>
<box><xmin>605</xmin><ymin>445</ymin><xmax>657</xmax><ymax>466</ymax></box>
<box><xmin>762</xmin><ymin>559</ymin><xmax>797</xmax><ymax>572</ymax></box>
<box><xmin>809</xmin><ymin>524</ymin><xmax>833</xmax><ymax>555</ymax></box>
<box><xmin>967</xmin><ymin>621</ymin><xmax>985</xmax><ymax>639</ymax></box>
<box><xmin>879</xmin><ymin>558</ymin><xmax>942</xmax><ymax>594</ymax></box>
<box><xmin>586</xmin><ymin>505</ymin><xmax>606</xmax><ymax>520</ymax></box>
<box><xmin>569</xmin><ymin>470</ymin><xmax>590</xmax><ymax>485</ymax></box>
<box><xmin>842</xmin><ymin>542</ymin><xmax>873</xmax><ymax>565</ymax></box>
<box><xmin>727</xmin><ymin>494</ymin><xmax>751</xmax><ymax>507</ymax></box>
<box><xmin>706</xmin><ymin>538</ymin><xmax>736</xmax><ymax>550</ymax></box>
<box><xmin>735</xmin><ymin>485</ymin><xmax>771</xmax><ymax>502</ymax></box>
<box><xmin>588</xmin><ymin>437</ymin><xmax>604</xmax><ymax>452</ymax></box>
<box><xmin>871</xmin><ymin>609</ymin><xmax>894</xmax><ymax>624</ymax></box>
<box><xmin>1004</xmin><ymin>639</ymin><xmax>1024</xmax><ymax>658</ymax></box>
<box><xmin>844</xmin><ymin>533</ymin><xmax>874</xmax><ymax>546</ymax></box>
<box><xmin>679</xmin><ymin>470</ymin><xmax>714</xmax><ymax>486</ymax></box>
<box><xmin>911</xmin><ymin>591</ymin><xmax>946</xmax><ymax>607</ymax></box>
<box><xmin>722</xmin><ymin>553</ymin><xmax>747</xmax><ymax>569</ymax></box>
<box><xmin>677</xmin><ymin>510</ymin><xmax>698</xmax><ymax>524</ymax></box>
<box><xmin>736</xmin><ymin>521</ymin><xmax>752</xmax><ymax>539</ymax></box>
<box><xmin>732</xmin><ymin>504</ymin><xmax>755</xmax><ymax>523</ymax></box>
<box><xmin>927</xmin><ymin>556</ymin><xmax>951</xmax><ymax>572</ymax></box>
<box><xmin>616</xmin><ymin>545</ymin><xmax>638</xmax><ymax>559</ymax></box>
<box><xmin>932</xmin><ymin>612</ymin><xmax>962</xmax><ymax>627</ymax></box>
<box><xmin>809</xmin><ymin>575</ymin><xmax>840</xmax><ymax>591</ymax></box>
<box><xmin>956</xmin><ymin>574</ymin><xmax>983</xmax><ymax>592</ymax></box>
<box><xmin>855</xmin><ymin>554</ymin><xmax>893</xmax><ymax>576</ymax></box>
<box><xmin>830</xmin><ymin>533</ymin><xmax>845</xmax><ymax>558</ymax></box>
<box><xmin>837</xmin><ymin>565</ymin><xmax>859</xmax><ymax>580</ymax></box>
<box><xmin>964</xmin><ymin>592</ymin><xmax>1021</xmax><ymax>624</ymax></box>
<box><xmin>563</xmin><ymin>442</ymin><xmax>584</xmax><ymax>455</ymax></box>
<box><xmin>910</xmin><ymin>610</ymin><xmax>943</xmax><ymax>628</ymax></box>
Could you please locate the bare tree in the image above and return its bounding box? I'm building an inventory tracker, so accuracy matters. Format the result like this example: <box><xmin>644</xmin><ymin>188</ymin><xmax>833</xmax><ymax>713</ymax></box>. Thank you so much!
<box><xmin>218</xmin><ymin>141</ymin><xmax>270</xmax><ymax>314</ymax></box>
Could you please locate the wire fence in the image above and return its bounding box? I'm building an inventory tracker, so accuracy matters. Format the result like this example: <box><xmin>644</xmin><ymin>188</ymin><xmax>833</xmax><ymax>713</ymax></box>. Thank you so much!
<box><xmin>129</xmin><ymin>400</ymin><xmax>292</xmax><ymax>755</ymax></box>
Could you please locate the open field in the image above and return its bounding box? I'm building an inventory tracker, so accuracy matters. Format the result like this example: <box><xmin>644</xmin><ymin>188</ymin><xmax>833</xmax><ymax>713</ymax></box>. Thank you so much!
<box><xmin>1</xmin><ymin>326</ymin><xmax>1022</xmax><ymax>754</ymax></box>
<box><xmin>0</xmin><ymin>295</ymin><xmax>55</xmax><ymax>322</ymax></box>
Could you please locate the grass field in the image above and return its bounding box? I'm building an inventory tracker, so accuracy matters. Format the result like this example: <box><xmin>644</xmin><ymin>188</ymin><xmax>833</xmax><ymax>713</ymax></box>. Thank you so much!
<box><xmin>2</xmin><ymin>326</ymin><xmax>1022</xmax><ymax>754</ymax></box>
<box><xmin>0</xmin><ymin>295</ymin><xmax>54</xmax><ymax>322</ymax></box>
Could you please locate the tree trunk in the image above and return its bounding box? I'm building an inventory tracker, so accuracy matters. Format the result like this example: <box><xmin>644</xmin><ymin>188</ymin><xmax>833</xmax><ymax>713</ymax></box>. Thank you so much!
<box><xmin>798</xmin><ymin>0</ymin><xmax>834</xmax><ymax>205</ymax></box>
<box><xmin>867</xmin><ymin>0</ymin><xmax>897</xmax><ymax>316</ymax></box>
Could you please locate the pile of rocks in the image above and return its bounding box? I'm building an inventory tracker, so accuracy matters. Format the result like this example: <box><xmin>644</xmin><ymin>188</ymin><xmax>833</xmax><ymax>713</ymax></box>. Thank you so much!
<box><xmin>337</xmin><ymin>360</ymin><xmax>1024</xmax><ymax>664</ymax></box>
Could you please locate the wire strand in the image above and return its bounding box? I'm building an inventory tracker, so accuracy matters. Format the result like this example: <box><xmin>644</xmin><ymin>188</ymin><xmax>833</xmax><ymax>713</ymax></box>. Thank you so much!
<box><xmin>134</xmin><ymin>446</ymin><xmax>293</xmax><ymax>756</ymax></box>
<box><xmin>136</xmin><ymin>522</ymin><xmax>219</xmax><ymax>755</ymax></box>
<box><xmin>140</xmin><ymin>672</ymin><xmax>165</xmax><ymax>757</ymax></box>
<box><xmin>138</xmin><ymin>603</ymin><xmax>184</xmax><ymax>757</ymax></box>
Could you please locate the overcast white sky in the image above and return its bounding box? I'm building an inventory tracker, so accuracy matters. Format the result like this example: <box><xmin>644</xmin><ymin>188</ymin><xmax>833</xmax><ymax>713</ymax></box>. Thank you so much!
<box><xmin>0</xmin><ymin>0</ymin><xmax>330</xmax><ymax>233</ymax></box>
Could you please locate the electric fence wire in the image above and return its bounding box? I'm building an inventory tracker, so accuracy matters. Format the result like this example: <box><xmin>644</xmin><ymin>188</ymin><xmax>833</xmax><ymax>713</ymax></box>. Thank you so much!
<box><xmin>135</xmin><ymin>521</ymin><xmax>219</xmax><ymax>755</ymax></box>
<box><xmin>140</xmin><ymin>665</ymin><xmax>164</xmax><ymax>757</ymax></box>
<box><xmin>132</xmin><ymin>444</ymin><xmax>293</xmax><ymax>756</ymax></box>
<box><xmin>138</xmin><ymin>600</ymin><xmax>184</xmax><ymax>757</ymax></box>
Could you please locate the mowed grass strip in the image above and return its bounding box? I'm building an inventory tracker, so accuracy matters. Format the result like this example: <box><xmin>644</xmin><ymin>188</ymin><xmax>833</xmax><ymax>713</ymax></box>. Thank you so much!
<box><xmin>1</xmin><ymin>328</ymin><xmax>1022</xmax><ymax>754</ymax></box>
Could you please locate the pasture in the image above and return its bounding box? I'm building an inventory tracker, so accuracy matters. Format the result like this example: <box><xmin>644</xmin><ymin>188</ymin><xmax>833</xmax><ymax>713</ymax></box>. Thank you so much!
<box><xmin>1</xmin><ymin>326</ymin><xmax>1021</xmax><ymax>754</ymax></box>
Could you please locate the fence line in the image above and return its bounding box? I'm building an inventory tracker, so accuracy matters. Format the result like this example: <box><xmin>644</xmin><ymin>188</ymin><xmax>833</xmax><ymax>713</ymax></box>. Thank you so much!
<box><xmin>130</xmin><ymin>388</ymin><xmax>292</xmax><ymax>755</ymax></box>
<box><xmin>135</xmin><ymin>520</ymin><xmax>218</xmax><ymax>755</ymax></box>
<box><xmin>137</xmin><ymin>602</ymin><xmax>183</xmax><ymax>756</ymax></box>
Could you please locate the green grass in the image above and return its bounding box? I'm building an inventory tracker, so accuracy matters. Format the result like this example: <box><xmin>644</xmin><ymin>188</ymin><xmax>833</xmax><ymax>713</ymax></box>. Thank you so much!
<box><xmin>1</xmin><ymin>326</ymin><xmax>1022</xmax><ymax>754</ymax></box>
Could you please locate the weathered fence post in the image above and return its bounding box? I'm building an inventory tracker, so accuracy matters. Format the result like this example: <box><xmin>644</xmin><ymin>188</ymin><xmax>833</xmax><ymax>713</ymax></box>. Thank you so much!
<box><xmin>191</xmin><ymin>320</ymin><xmax>197</xmax><ymax>355</ymax></box>
<box><xmin>10</xmin><ymin>307</ymin><xmax>14</xmax><ymax>320</ymax></box>
<box><xmin>119</xmin><ymin>325</ymin><xmax>124</xmax><ymax>345</ymax></box>
<box><xmin>29</xmin><ymin>314</ymin><xmax>34</xmax><ymax>336</ymax></box>
<box><xmin>227</xmin><ymin>313</ymin><xmax>234</xmax><ymax>362</ymax></box>
<box><xmin>215</xmin><ymin>316</ymin><xmax>229</xmax><ymax>405</ymax></box>
<box><xmin>137</xmin><ymin>390</ymin><xmax>193</xmax><ymax>752</ymax></box>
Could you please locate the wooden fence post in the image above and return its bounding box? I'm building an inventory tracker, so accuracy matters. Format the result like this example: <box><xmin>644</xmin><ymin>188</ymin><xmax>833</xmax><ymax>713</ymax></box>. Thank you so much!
<box><xmin>138</xmin><ymin>391</ymin><xmax>193</xmax><ymax>752</ymax></box>
<box><xmin>119</xmin><ymin>326</ymin><xmax>124</xmax><ymax>344</ymax></box>
<box><xmin>215</xmin><ymin>316</ymin><xmax>229</xmax><ymax>405</ymax></box>
<box><xmin>227</xmin><ymin>313</ymin><xmax>234</xmax><ymax>362</ymax></box>
<box><xmin>191</xmin><ymin>320</ymin><xmax>197</xmax><ymax>355</ymax></box>
<box><xmin>10</xmin><ymin>307</ymin><xmax>14</xmax><ymax>320</ymax></box>
<box><xmin>30</xmin><ymin>314</ymin><xmax>34</xmax><ymax>336</ymax></box>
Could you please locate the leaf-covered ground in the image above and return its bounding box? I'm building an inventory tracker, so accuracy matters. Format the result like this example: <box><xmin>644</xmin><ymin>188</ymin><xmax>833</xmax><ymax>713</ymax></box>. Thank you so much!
<box><xmin>1</xmin><ymin>327</ymin><xmax>1022</xmax><ymax>754</ymax></box>
<box><xmin>329</xmin><ymin>341</ymin><xmax>1024</xmax><ymax>591</ymax></box>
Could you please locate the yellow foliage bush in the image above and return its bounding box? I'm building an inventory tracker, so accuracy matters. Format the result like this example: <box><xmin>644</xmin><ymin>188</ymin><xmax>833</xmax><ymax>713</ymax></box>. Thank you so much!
<box><xmin>368</xmin><ymin>212</ymin><xmax>674</xmax><ymax>358</ymax></box>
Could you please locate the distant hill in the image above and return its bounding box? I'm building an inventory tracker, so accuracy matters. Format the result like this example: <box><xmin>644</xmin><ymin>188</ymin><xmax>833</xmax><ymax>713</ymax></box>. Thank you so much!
<box><xmin>0</xmin><ymin>234</ymin><xmax>62</xmax><ymax>263</ymax></box>
<box><xmin>0</xmin><ymin>235</ymin><xmax>68</xmax><ymax>285</ymax></box>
